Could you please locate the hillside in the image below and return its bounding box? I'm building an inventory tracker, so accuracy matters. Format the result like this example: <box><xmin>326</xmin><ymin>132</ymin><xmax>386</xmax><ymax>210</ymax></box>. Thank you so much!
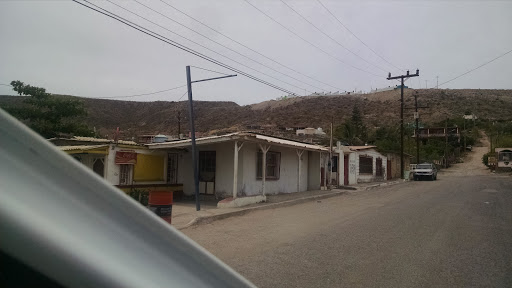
<box><xmin>1</xmin><ymin>88</ymin><xmax>511</xmax><ymax>139</ymax></box>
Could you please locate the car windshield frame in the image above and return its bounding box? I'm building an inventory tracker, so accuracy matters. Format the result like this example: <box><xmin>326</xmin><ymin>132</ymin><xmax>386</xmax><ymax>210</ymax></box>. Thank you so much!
<box><xmin>416</xmin><ymin>164</ymin><xmax>433</xmax><ymax>169</ymax></box>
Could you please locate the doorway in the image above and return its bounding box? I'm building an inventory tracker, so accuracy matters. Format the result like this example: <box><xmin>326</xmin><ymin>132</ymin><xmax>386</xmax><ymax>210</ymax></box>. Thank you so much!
<box><xmin>344</xmin><ymin>155</ymin><xmax>349</xmax><ymax>185</ymax></box>
<box><xmin>199</xmin><ymin>151</ymin><xmax>216</xmax><ymax>194</ymax></box>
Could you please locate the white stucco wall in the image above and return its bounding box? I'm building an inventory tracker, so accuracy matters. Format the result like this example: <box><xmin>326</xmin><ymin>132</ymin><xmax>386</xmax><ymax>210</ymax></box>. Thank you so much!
<box><xmin>307</xmin><ymin>151</ymin><xmax>321</xmax><ymax>190</ymax></box>
<box><xmin>240</xmin><ymin>142</ymin><xmax>310</xmax><ymax>196</ymax></box>
<box><xmin>353</xmin><ymin>149</ymin><xmax>387</xmax><ymax>184</ymax></box>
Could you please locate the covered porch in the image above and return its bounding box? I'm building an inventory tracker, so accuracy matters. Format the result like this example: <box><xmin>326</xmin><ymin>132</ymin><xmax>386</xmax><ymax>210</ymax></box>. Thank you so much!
<box><xmin>147</xmin><ymin>132</ymin><xmax>328</xmax><ymax>207</ymax></box>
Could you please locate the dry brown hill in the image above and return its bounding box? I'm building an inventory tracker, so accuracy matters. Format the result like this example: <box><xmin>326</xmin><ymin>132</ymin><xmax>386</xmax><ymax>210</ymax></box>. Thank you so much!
<box><xmin>1</xmin><ymin>88</ymin><xmax>511</xmax><ymax>139</ymax></box>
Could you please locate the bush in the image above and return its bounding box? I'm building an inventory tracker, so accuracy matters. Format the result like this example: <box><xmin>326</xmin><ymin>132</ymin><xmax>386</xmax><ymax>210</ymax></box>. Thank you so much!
<box><xmin>128</xmin><ymin>189</ymin><xmax>149</xmax><ymax>206</ymax></box>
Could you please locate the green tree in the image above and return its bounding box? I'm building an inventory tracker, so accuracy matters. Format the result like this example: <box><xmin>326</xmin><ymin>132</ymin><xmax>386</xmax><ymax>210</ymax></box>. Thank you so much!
<box><xmin>3</xmin><ymin>80</ymin><xmax>93</xmax><ymax>138</ymax></box>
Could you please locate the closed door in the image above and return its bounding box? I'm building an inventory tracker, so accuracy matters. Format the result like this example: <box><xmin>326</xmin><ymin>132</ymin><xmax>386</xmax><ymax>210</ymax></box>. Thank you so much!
<box><xmin>344</xmin><ymin>155</ymin><xmax>349</xmax><ymax>185</ymax></box>
<box><xmin>387</xmin><ymin>159</ymin><xmax>392</xmax><ymax>180</ymax></box>
<box><xmin>167</xmin><ymin>153</ymin><xmax>178</xmax><ymax>184</ymax></box>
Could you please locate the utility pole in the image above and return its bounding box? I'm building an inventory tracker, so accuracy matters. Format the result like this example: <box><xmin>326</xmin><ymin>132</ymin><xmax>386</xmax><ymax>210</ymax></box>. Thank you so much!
<box><xmin>406</xmin><ymin>92</ymin><xmax>428</xmax><ymax>164</ymax></box>
<box><xmin>425</xmin><ymin>80</ymin><xmax>428</xmax><ymax>89</ymax></box>
<box><xmin>436</xmin><ymin>76</ymin><xmax>439</xmax><ymax>89</ymax></box>
<box><xmin>463</xmin><ymin>118</ymin><xmax>466</xmax><ymax>154</ymax></box>
<box><xmin>445</xmin><ymin>117</ymin><xmax>448</xmax><ymax>168</ymax></box>
<box><xmin>329</xmin><ymin>116</ymin><xmax>333</xmax><ymax>189</ymax></box>
<box><xmin>387</xmin><ymin>69</ymin><xmax>419</xmax><ymax>179</ymax></box>
<box><xmin>186</xmin><ymin>66</ymin><xmax>236</xmax><ymax>211</ymax></box>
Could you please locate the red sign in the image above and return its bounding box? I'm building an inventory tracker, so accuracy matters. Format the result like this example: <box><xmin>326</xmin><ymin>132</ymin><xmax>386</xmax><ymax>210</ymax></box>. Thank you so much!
<box><xmin>115</xmin><ymin>151</ymin><xmax>137</xmax><ymax>164</ymax></box>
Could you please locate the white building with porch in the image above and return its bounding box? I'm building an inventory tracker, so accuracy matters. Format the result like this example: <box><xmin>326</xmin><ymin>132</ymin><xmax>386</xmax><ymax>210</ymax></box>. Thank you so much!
<box><xmin>147</xmin><ymin>132</ymin><xmax>329</xmax><ymax>207</ymax></box>
<box><xmin>333</xmin><ymin>143</ymin><xmax>388</xmax><ymax>186</ymax></box>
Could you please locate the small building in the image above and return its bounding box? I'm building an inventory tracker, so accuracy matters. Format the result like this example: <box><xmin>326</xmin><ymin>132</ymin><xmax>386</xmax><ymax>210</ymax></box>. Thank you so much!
<box><xmin>50</xmin><ymin>136</ymin><xmax>183</xmax><ymax>196</ymax></box>
<box><xmin>496</xmin><ymin>148</ymin><xmax>512</xmax><ymax>172</ymax></box>
<box><xmin>333</xmin><ymin>143</ymin><xmax>389</xmax><ymax>186</ymax></box>
<box><xmin>147</xmin><ymin>132</ymin><xmax>329</xmax><ymax>207</ymax></box>
<box><xmin>386</xmin><ymin>152</ymin><xmax>412</xmax><ymax>180</ymax></box>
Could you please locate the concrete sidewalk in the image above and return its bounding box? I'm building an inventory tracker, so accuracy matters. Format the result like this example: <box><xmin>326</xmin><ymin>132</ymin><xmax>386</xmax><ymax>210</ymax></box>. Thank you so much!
<box><xmin>171</xmin><ymin>179</ymin><xmax>404</xmax><ymax>230</ymax></box>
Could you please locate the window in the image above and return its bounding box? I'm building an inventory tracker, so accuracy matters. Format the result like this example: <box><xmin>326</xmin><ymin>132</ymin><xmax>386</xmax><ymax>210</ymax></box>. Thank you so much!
<box><xmin>257</xmin><ymin>151</ymin><xmax>281</xmax><ymax>179</ymax></box>
<box><xmin>92</xmin><ymin>158</ymin><xmax>105</xmax><ymax>177</ymax></box>
<box><xmin>499</xmin><ymin>151</ymin><xmax>512</xmax><ymax>162</ymax></box>
<box><xmin>167</xmin><ymin>153</ymin><xmax>178</xmax><ymax>184</ymax></box>
<box><xmin>199</xmin><ymin>151</ymin><xmax>216</xmax><ymax>182</ymax></box>
<box><xmin>359</xmin><ymin>156</ymin><xmax>373</xmax><ymax>174</ymax></box>
<box><xmin>119</xmin><ymin>164</ymin><xmax>132</xmax><ymax>185</ymax></box>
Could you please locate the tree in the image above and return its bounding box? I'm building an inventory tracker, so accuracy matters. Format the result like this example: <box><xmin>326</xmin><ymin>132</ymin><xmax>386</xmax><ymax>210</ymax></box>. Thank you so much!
<box><xmin>3</xmin><ymin>80</ymin><xmax>93</xmax><ymax>138</ymax></box>
<box><xmin>333</xmin><ymin>104</ymin><xmax>368</xmax><ymax>145</ymax></box>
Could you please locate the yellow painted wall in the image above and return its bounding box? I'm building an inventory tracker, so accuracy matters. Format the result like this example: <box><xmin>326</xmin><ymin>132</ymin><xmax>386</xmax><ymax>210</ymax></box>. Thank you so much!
<box><xmin>133</xmin><ymin>154</ymin><xmax>165</xmax><ymax>182</ymax></box>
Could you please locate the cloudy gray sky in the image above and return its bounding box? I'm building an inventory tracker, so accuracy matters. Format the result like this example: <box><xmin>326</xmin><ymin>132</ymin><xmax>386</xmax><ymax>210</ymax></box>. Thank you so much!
<box><xmin>1</xmin><ymin>0</ymin><xmax>511</xmax><ymax>105</ymax></box>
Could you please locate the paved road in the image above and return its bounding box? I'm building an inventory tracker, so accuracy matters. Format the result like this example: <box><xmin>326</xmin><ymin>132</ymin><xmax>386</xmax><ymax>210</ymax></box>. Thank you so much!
<box><xmin>183</xmin><ymin>151</ymin><xmax>512</xmax><ymax>287</ymax></box>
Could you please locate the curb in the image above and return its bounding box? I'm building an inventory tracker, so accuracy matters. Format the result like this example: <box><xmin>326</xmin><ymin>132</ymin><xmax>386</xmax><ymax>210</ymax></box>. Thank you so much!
<box><xmin>363</xmin><ymin>180</ymin><xmax>403</xmax><ymax>191</ymax></box>
<box><xmin>177</xmin><ymin>190</ymin><xmax>348</xmax><ymax>230</ymax></box>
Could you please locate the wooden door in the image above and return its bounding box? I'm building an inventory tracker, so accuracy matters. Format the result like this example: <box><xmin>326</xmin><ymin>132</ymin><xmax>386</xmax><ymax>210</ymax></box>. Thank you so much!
<box><xmin>344</xmin><ymin>155</ymin><xmax>349</xmax><ymax>185</ymax></box>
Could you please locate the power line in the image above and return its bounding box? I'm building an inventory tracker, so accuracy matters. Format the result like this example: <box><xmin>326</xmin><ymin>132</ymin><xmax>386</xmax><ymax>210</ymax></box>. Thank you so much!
<box><xmin>0</xmin><ymin>84</ymin><xmax>12</xmax><ymax>87</ymax></box>
<box><xmin>99</xmin><ymin>0</ymin><xmax>309</xmax><ymax>94</ymax></box>
<box><xmin>438</xmin><ymin>48</ymin><xmax>512</xmax><ymax>87</ymax></box>
<box><xmin>158</xmin><ymin>0</ymin><xmax>343</xmax><ymax>91</ymax></box>
<box><xmin>242</xmin><ymin>0</ymin><xmax>381</xmax><ymax>77</ymax></box>
<box><xmin>316</xmin><ymin>0</ymin><xmax>404</xmax><ymax>72</ymax></box>
<box><xmin>189</xmin><ymin>66</ymin><xmax>231</xmax><ymax>76</ymax></box>
<box><xmin>72</xmin><ymin>0</ymin><xmax>297</xmax><ymax>96</ymax></box>
<box><xmin>129</xmin><ymin>0</ymin><xmax>328</xmax><ymax>93</ymax></box>
<box><xmin>95</xmin><ymin>84</ymin><xmax>187</xmax><ymax>99</ymax></box>
<box><xmin>279</xmin><ymin>0</ymin><xmax>388</xmax><ymax>73</ymax></box>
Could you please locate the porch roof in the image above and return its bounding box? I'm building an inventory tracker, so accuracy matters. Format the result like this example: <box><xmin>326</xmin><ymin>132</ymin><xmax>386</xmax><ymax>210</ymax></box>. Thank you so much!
<box><xmin>58</xmin><ymin>145</ymin><xmax>109</xmax><ymax>155</ymax></box>
<box><xmin>146</xmin><ymin>132</ymin><xmax>328</xmax><ymax>152</ymax></box>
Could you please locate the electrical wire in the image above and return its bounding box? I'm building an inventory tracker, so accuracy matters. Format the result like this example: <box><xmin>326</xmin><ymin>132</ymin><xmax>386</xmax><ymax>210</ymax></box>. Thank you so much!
<box><xmin>98</xmin><ymin>0</ymin><xmax>309</xmax><ymax>94</ymax></box>
<box><xmin>242</xmin><ymin>0</ymin><xmax>381</xmax><ymax>77</ymax></box>
<box><xmin>316</xmin><ymin>0</ymin><xmax>404</xmax><ymax>73</ymax></box>
<box><xmin>71</xmin><ymin>0</ymin><xmax>298</xmax><ymax>96</ymax></box>
<box><xmin>158</xmin><ymin>0</ymin><xmax>343</xmax><ymax>91</ymax></box>
<box><xmin>438</xmin><ymin>48</ymin><xmax>512</xmax><ymax>87</ymax></box>
<box><xmin>279</xmin><ymin>0</ymin><xmax>388</xmax><ymax>73</ymax></box>
<box><xmin>129</xmin><ymin>0</ymin><xmax>328</xmax><ymax>93</ymax></box>
<box><xmin>95</xmin><ymin>84</ymin><xmax>187</xmax><ymax>99</ymax></box>
<box><xmin>189</xmin><ymin>66</ymin><xmax>231</xmax><ymax>76</ymax></box>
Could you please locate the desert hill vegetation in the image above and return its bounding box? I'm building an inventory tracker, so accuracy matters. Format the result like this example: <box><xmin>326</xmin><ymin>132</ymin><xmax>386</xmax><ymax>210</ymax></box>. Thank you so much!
<box><xmin>1</xmin><ymin>81</ymin><xmax>511</xmax><ymax>163</ymax></box>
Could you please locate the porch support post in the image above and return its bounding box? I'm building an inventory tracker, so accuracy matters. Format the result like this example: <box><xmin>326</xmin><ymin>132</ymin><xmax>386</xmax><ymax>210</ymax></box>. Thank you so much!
<box><xmin>232</xmin><ymin>141</ymin><xmax>244</xmax><ymax>199</ymax></box>
<box><xmin>259</xmin><ymin>144</ymin><xmax>271</xmax><ymax>196</ymax></box>
<box><xmin>296</xmin><ymin>149</ymin><xmax>304</xmax><ymax>192</ymax></box>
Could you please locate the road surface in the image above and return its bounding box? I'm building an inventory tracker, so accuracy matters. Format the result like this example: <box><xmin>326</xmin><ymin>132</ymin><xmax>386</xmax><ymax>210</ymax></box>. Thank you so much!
<box><xmin>183</xmin><ymin>146</ymin><xmax>511</xmax><ymax>287</ymax></box>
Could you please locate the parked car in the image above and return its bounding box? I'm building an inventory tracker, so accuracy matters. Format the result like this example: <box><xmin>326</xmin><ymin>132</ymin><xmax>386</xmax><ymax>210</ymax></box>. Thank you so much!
<box><xmin>413</xmin><ymin>163</ymin><xmax>437</xmax><ymax>181</ymax></box>
<box><xmin>466</xmin><ymin>145</ymin><xmax>472</xmax><ymax>151</ymax></box>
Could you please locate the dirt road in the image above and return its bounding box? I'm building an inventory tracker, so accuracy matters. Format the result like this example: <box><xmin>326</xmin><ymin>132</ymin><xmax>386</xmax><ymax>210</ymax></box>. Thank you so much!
<box><xmin>439</xmin><ymin>131</ymin><xmax>489</xmax><ymax>177</ymax></box>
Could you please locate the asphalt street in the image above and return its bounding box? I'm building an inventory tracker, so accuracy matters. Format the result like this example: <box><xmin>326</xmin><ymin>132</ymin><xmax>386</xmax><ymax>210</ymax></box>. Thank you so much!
<box><xmin>183</xmin><ymin>150</ymin><xmax>511</xmax><ymax>287</ymax></box>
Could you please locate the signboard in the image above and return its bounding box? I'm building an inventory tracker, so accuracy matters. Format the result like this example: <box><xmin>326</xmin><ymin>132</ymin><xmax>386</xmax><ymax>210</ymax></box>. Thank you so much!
<box><xmin>115</xmin><ymin>151</ymin><xmax>137</xmax><ymax>164</ymax></box>
<box><xmin>414</xmin><ymin>112</ymin><xmax>419</xmax><ymax>119</ymax></box>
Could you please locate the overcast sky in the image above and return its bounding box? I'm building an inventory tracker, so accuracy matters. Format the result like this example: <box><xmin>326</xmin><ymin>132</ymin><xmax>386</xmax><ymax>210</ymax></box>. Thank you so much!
<box><xmin>0</xmin><ymin>0</ymin><xmax>511</xmax><ymax>105</ymax></box>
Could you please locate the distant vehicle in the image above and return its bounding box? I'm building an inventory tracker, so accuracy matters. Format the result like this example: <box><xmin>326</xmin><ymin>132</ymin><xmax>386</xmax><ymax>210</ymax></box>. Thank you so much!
<box><xmin>466</xmin><ymin>145</ymin><xmax>472</xmax><ymax>151</ymax></box>
<box><xmin>413</xmin><ymin>163</ymin><xmax>437</xmax><ymax>181</ymax></box>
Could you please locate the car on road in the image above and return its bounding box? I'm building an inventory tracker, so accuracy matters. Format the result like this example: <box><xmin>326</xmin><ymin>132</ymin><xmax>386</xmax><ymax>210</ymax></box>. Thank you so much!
<box><xmin>413</xmin><ymin>163</ymin><xmax>438</xmax><ymax>181</ymax></box>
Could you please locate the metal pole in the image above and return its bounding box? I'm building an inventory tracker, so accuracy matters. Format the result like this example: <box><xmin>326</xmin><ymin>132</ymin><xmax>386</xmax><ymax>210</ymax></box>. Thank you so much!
<box><xmin>186</xmin><ymin>66</ymin><xmax>200</xmax><ymax>211</ymax></box>
<box><xmin>400</xmin><ymin>77</ymin><xmax>404</xmax><ymax>179</ymax></box>
<box><xmin>463</xmin><ymin>118</ymin><xmax>466</xmax><ymax>154</ymax></box>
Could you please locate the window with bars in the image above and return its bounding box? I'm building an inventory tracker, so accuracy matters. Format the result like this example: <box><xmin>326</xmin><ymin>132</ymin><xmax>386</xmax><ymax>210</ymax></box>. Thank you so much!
<box><xmin>257</xmin><ymin>151</ymin><xmax>281</xmax><ymax>180</ymax></box>
<box><xmin>119</xmin><ymin>164</ymin><xmax>132</xmax><ymax>185</ymax></box>
<box><xmin>359</xmin><ymin>156</ymin><xmax>373</xmax><ymax>174</ymax></box>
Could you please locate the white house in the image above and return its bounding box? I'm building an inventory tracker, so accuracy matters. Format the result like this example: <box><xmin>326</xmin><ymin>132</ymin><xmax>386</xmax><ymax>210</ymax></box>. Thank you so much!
<box><xmin>333</xmin><ymin>143</ymin><xmax>388</xmax><ymax>186</ymax></box>
<box><xmin>146</xmin><ymin>132</ymin><xmax>329</xmax><ymax>207</ymax></box>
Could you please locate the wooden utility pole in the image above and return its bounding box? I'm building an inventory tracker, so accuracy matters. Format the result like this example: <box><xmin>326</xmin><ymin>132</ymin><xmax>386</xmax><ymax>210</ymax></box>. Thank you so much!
<box><xmin>406</xmin><ymin>92</ymin><xmax>428</xmax><ymax>164</ymax></box>
<box><xmin>387</xmin><ymin>69</ymin><xmax>420</xmax><ymax>179</ymax></box>
<box><xmin>445</xmin><ymin>117</ymin><xmax>448</xmax><ymax>168</ymax></box>
<box><xmin>329</xmin><ymin>116</ymin><xmax>333</xmax><ymax>189</ymax></box>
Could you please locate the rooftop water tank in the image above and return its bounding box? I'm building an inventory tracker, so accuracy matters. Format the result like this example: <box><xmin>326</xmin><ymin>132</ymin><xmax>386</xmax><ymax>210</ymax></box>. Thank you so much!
<box><xmin>153</xmin><ymin>134</ymin><xmax>168</xmax><ymax>143</ymax></box>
